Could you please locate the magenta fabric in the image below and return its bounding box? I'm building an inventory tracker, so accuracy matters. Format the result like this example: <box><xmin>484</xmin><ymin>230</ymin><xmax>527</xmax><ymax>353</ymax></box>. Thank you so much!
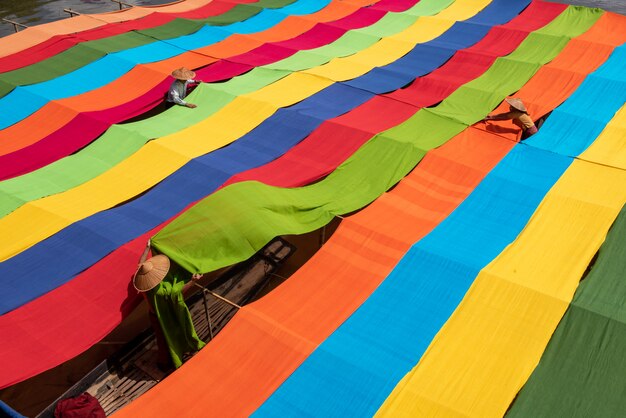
<box><xmin>369</xmin><ymin>0</ymin><xmax>421</xmax><ymax>12</ymax></box>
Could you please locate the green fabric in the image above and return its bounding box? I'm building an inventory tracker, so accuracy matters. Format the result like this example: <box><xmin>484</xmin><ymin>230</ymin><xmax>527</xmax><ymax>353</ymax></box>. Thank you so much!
<box><xmin>0</xmin><ymin>0</ymin><xmax>450</xmax><ymax>217</ymax></box>
<box><xmin>152</xmin><ymin>6</ymin><xmax>602</xmax><ymax>274</ymax></box>
<box><xmin>506</xmin><ymin>204</ymin><xmax>626</xmax><ymax>418</ymax></box>
<box><xmin>146</xmin><ymin>263</ymin><xmax>205</xmax><ymax>368</ymax></box>
<box><xmin>0</xmin><ymin>0</ymin><xmax>296</xmax><ymax>98</ymax></box>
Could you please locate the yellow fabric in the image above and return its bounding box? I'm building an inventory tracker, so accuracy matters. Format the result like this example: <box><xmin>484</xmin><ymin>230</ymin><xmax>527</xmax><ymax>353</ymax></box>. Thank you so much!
<box><xmin>0</xmin><ymin>0</ymin><xmax>488</xmax><ymax>262</ymax></box>
<box><xmin>376</xmin><ymin>106</ymin><xmax>626</xmax><ymax>417</ymax></box>
<box><xmin>579</xmin><ymin>106</ymin><xmax>626</xmax><ymax>170</ymax></box>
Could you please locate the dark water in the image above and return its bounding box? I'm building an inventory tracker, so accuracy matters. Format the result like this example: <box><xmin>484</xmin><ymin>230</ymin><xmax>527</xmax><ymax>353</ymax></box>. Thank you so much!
<box><xmin>0</xmin><ymin>0</ymin><xmax>174</xmax><ymax>38</ymax></box>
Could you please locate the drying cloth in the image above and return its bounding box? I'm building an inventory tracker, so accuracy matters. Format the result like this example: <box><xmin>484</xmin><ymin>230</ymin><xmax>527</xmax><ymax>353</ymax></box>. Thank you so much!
<box><xmin>0</xmin><ymin>0</ymin><xmax>392</xmax><ymax>179</ymax></box>
<box><xmin>0</xmin><ymin>0</ymin><xmax>319</xmax><ymax>132</ymax></box>
<box><xmin>152</xmin><ymin>6</ymin><xmax>600</xmax><ymax>275</ymax></box>
<box><xmin>111</xmin><ymin>7</ymin><xmax>616</xmax><ymax>417</ymax></box>
<box><xmin>0</xmin><ymin>0</ymin><xmax>386</xmax><ymax>159</ymax></box>
<box><xmin>376</xmin><ymin>46</ymin><xmax>626</xmax><ymax>418</ymax></box>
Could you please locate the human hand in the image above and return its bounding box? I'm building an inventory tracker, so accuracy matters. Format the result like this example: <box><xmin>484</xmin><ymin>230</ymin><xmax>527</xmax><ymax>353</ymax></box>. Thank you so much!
<box><xmin>191</xmin><ymin>273</ymin><xmax>202</xmax><ymax>281</ymax></box>
<box><xmin>138</xmin><ymin>239</ymin><xmax>152</xmax><ymax>266</ymax></box>
<box><xmin>186</xmin><ymin>103</ymin><xmax>197</xmax><ymax>109</ymax></box>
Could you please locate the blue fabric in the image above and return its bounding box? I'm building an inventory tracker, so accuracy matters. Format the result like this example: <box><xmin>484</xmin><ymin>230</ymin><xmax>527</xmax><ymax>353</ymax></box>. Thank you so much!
<box><xmin>0</xmin><ymin>401</ymin><xmax>25</xmax><ymax>418</ymax></box>
<box><xmin>251</xmin><ymin>43</ymin><xmax>626</xmax><ymax>418</ymax></box>
<box><xmin>0</xmin><ymin>0</ymin><xmax>516</xmax><ymax>315</ymax></box>
<box><xmin>0</xmin><ymin>0</ymin><xmax>329</xmax><ymax>130</ymax></box>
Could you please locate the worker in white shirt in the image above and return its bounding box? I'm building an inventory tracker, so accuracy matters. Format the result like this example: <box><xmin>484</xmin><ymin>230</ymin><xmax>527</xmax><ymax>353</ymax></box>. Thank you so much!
<box><xmin>167</xmin><ymin>67</ymin><xmax>200</xmax><ymax>108</ymax></box>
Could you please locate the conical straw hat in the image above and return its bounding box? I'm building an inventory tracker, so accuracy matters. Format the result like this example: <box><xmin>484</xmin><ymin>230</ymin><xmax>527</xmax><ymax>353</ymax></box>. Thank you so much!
<box><xmin>133</xmin><ymin>255</ymin><xmax>170</xmax><ymax>292</ymax></box>
<box><xmin>171</xmin><ymin>67</ymin><xmax>196</xmax><ymax>81</ymax></box>
<box><xmin>505</xmin><ymin>97</ymin><xmax>527</xmax><ymax>113</ymax></box>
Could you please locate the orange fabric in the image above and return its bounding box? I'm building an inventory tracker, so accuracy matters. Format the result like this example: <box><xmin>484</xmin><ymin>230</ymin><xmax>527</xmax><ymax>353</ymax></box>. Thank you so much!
<box><xmin>63</xmin><ymin>66</ymin><xmax>177</xmax><ymax>111</ymax></box>
<box><xmin>112</xmin><ymin>128</ymin><xmax>514</xmax><ymax>418</ymax></box>
<box><xmin>195</xmin><ymin>34</ymin><xmax>266</xmax><ymax>58</ymax></box>
<box><xmin>480</xmin><ymin>12</ymin><xmax>626</xmax><ymax>140</ymax></box>
<box><xmin>0</xmin><ymin>0</ymin><xmax>363</xmax><ymax>155</ymax></box>
<box><xmin>0</xmin><ymin>0</ymin><xmax>213</xmax><ymax>58</ymax></box>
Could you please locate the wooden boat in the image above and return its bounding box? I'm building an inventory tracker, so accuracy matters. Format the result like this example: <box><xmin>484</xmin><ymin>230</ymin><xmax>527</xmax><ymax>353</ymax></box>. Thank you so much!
<box><xmin>35</xmin><ymin>238</ymin><xmax>295</xmax><ymax>417</ymax></box>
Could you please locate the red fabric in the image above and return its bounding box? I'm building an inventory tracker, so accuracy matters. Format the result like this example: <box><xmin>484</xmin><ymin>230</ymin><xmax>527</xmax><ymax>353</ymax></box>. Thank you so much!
<box><xmin>54</xmin><ymin>393</ymin><xmax>105</xmax><ymax>418</ymax></box>
<box><xmin>0</xmin><ymin>0</ymin><xmax>566</xmax><ymax>389</ymax></box>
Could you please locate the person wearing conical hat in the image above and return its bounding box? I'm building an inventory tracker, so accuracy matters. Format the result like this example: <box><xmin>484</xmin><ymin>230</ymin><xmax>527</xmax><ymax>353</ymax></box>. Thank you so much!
<box><xmin>483</xmin><ymin>97</ymin><xmax>538</xmax><ymax>140</ymax></box>
<box><xmin>166</xmin><ymin>67</ymin><xmax>200</xmax><ymax>109</ymax></box>
<box><xmin>134</xmin><ymin>241</ymin><xmax>205</xmax><ymax>370</ymax></box>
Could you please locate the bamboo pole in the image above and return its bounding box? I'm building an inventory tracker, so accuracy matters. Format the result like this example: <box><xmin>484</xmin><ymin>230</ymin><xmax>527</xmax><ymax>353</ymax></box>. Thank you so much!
<box><xmin>1</xmin><ymin>18</ymin><xmax>28</xmax><ymax>32</ymax></box>
<box><xmin>192</xmin><ymin>282</ymin><xmax>242</xmax><ymax>309</ymax></box>
<box><xmin>111</xmin><ymin>0</ymin><xmax>135</xmax><ymax>10</ymax></box>
<box><xmin>63</xmin><ymin>8</ymin><xmax>81</xmax><ymax>17</ymax></box>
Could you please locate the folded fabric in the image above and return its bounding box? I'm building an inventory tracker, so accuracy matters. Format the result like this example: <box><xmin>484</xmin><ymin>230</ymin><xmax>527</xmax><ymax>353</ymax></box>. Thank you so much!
<box><xmin>54</xmin><ymin>393</ymin><xmax>105</xmax><ymax>418</ymax></box>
